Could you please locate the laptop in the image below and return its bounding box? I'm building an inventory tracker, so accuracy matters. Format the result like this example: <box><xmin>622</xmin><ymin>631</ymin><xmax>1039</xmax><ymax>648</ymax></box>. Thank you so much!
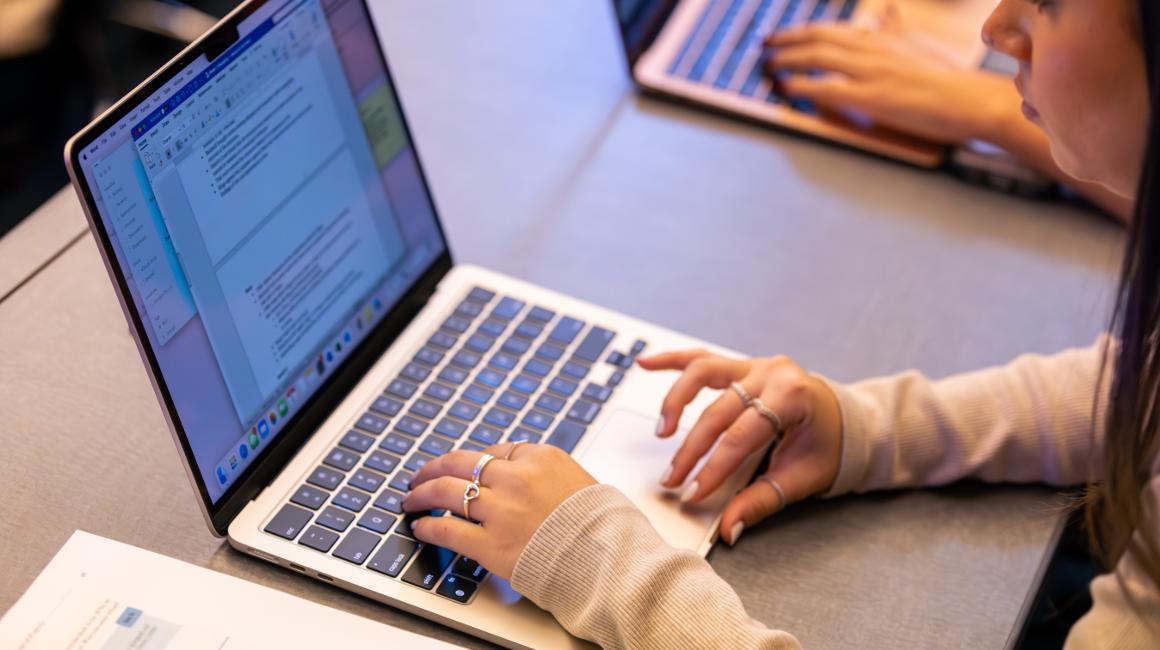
<box><xmin>64</xmin><ymin>1</ymin><xmax>760</xmax><ymax>648</ymax></box>
<box><xmin>611</xmin><ymin>0</ymin><xmax>1008</xmax><ymax>169</ymax></box>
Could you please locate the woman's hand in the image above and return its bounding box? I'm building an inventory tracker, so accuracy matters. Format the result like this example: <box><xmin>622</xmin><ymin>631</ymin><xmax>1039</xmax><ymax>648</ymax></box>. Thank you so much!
<box><xmin>765</xmin><ymin>12</ymin><xmax>1019</xmax><ymax>145</ymax></box>
<box><xmin>404</xmin><ymin>442</ymin><xmax>597</xmax><ymax>580</ymax></box>
<box><xmin>639</xmin><ymin>349</ymin><xmax>843</xmax><ymax>545</ymax></box>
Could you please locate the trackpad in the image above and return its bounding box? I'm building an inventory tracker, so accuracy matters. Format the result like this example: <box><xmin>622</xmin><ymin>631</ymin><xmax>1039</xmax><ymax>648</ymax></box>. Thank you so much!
<box><xmin>578</xmin><ymin>408</ymin><xmax>734</xmax><ymax>553</ymax></box>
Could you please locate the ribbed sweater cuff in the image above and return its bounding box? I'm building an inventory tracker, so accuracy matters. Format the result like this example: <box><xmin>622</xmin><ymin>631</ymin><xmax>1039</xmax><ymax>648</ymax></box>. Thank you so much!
<box><xmin>818</xmin><ymin>376</ymin><xmax>873</xmax><ymax>497</ymax></box>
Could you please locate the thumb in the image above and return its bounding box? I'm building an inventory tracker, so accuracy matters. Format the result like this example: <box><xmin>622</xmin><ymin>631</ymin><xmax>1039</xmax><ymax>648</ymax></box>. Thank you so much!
<box><xmin>718</xmin><ymin>463</ymin><xmax>812</xmax><ymax>546</ymax></box>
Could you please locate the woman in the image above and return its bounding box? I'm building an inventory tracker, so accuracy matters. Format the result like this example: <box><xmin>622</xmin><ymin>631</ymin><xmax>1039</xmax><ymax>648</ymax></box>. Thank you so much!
<box><xmin>403</xmin><ymin>0</ymin><xmax>1159</xmax><ymax>646</ymax></box>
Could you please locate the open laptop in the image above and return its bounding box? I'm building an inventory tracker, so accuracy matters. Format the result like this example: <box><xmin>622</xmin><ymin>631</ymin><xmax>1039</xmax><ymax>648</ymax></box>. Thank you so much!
<box><xmin>611</xmin><ymin>0</ymin><xmax>1004</xmax><ymax>168</ymax></box>
<box><xmin>64</xmin><ymin>1</ymin><xmax>760</xmax><ymax>648</ymax></box>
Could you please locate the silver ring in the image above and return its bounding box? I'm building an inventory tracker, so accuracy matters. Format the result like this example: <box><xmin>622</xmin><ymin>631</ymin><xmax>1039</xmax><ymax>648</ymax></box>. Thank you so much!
<box><xmin>504</xmin><ymin>440</ymin><xmax>528</xmax><ymax>461</ymax></box>
<box><xmin>730</xmin><ymin>381</ymin><xmax>752</xmax><ymax>405</ymax></box>
<box><xmin>462</xmin><ymin>481</ymin><xmax>481</xmax><ymax>520</ymax></box>
<box><xmin>760</xmin><ymin>476</ymin><xmax>787</xmax><ymax>512</ymax></box>
<box><xmin>471</xmin><ymin>453</ymin><xmax>498</xmax><ymax>484</ymax></box>
<box><xmin>748</xmin><ymin>397</ymin><xmax>784</xmax><ymax>435</ymax></box>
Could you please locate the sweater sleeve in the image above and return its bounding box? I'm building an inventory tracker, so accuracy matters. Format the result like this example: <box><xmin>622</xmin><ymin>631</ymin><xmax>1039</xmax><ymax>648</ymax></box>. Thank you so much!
<box><xmin>511</xmin><ymin>484</ymin><xmax>801</xmax><ymax>650</ymax></box>
<box><xmin>821</xmin><ymin>338</ymin><xmax>1111</xmax><ymax>496</ymax></box>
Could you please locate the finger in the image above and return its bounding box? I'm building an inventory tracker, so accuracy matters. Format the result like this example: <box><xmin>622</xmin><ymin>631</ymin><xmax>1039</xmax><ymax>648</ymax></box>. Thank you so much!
<box><xmin>779</xmin><ymin>74</ymin><xmax>868</xmax><ymax>110</ymax></box>
<box><xmin>403</xmin><ymin>475</ymin><xmax>495</xmax><ymax>521</ymax></box>
<box><xmin>680</xmin><ymin>407</ymin><xmax>774</xmax><ymax>503</ymax></box>
<box><xmin>718</xmin><ymin>476</ymin><xmax>784</xmax><ymax>545</ymax></box>
<box><xmin>766</xmin><ymin>43</ymin><xmax>877</xmax><ymax>78</ymax></box>
<box><xmin>656</xmin><ymin>355</ymin><xmax>750</xmax><ymax>438</ymax></box>
<box><xmin>636</xmin><ymin>348</ymin><xmax>713</xmax><ymax>371</ymax></box>
<box><xmin>413</xmin><ymin>450</ymin><xmax>507</xmax><ymax>489</ymax></box>
<box><xmin>765</xmin><ymin>23</ymin><xmax>876</xmax><ymax>50</ymax></box>
<box><xmin>662</xmin><ymin>373</ymin><xmax>759</xmax><ymax>487</ymax></box>
<box><xmin>482</xmin><ymin>439</ymin><xmax>535</xmax><ymax>463</ymax></box>
<box><xmin>412</xmin><ymin>515</ymin><xmax>492</xmax><ymax>564</ymax></box>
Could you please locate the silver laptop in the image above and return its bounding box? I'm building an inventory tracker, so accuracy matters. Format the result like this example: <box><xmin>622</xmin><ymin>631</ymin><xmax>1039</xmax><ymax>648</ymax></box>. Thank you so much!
<box><xmin>64</xmin><ymin>1</ymin><xmax>760</xmax><ymax>647</ymax></box>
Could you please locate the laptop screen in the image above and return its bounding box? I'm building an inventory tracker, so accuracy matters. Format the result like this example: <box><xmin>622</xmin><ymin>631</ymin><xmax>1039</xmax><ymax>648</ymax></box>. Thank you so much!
<box><xmin>612</xmin><ymin>0</ymin><xmax>679</xmax><ymax>65</ymax></box>
<box><xmin>72</xmin><ymin>0</ymin><xmax>445</xmax><ymax>505</ymax></box>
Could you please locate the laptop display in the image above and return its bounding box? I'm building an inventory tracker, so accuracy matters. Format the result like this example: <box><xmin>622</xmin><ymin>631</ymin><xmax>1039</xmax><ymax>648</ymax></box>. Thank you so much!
<box><xmin>612</xmin><ymin>0</ymin><xmax>678</xmax><ymax>65</ymax></box>
<box><xmin>71</xmin><ymin>0</ymin><xmax>445</xmax><ymax>506</ymax></box>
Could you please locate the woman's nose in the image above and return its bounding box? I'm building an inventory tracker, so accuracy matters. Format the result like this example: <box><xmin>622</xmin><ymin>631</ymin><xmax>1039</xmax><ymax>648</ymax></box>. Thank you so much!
<box><xmin>982</xmin><ymin>0</ymin><xmax>1032</xmax><ymax>62</ymax></box>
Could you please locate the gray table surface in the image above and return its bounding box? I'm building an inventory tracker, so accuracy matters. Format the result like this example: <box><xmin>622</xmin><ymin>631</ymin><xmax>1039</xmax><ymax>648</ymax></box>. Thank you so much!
<box><xmin>0</xmin><ymin>1</ymin><xmax>1128</xmax><ymax>648</ymax></box>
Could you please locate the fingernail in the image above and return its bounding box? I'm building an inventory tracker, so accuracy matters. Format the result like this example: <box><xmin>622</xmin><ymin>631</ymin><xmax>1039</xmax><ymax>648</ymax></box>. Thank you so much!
<box><xmin>654</xmin><ymin>415</ymin><xmax>667</xmax><ymax>437</ymax></box>
<box><xmin>728</xmin><ymin>522</ymin><xmax>745</xmax><ymax>546</ymax></box>
<box><xmin>680</xmin><ymin>480</ymin><xmax>699</xmax><ymax>504</ymax></box>
<box><xmin>659</xmin><ymin>465</ymin><xmax>672</xmax><ymax>486</ymax></box>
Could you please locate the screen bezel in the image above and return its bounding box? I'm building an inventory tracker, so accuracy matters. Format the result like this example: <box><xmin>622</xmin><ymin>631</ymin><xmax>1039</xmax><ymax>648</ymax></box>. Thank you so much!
<box><xmin>63</xmin><ymin>0</ymin><xmax>453</xmax><ymax>536</ymax></box>
<box><xmin>611</xmin><ymin>0</ymin><xmax>680</xmax><ymax>69</ymax></box>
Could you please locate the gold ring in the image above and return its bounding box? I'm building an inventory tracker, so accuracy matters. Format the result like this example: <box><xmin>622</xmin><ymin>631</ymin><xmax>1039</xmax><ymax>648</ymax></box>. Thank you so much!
<box><xmin>760</xmin><ymin>475</ymin><xmax>787</xmax><ymax>512</ymax></box>
<box><xmin>730</xmin><ymin>381</ymin><xmax>752</xmax><ymax>405</ymax></box>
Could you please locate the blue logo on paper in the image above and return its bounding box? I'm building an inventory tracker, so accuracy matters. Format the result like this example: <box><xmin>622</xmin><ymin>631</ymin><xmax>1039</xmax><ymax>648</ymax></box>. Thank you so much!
<box><xmin>238</xmin><ymin>443</ymin><xmax>249</xmax><ymax>460</ymax></box>
<box><xmin>116</xmin><ymin>607</ymin><xmax>143</xmax><ymax>628</ymax></box>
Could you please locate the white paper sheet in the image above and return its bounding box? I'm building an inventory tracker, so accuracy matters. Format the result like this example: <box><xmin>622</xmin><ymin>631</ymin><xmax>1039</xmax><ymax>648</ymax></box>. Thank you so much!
<box><xmin>0</xmin><ymin>530</ymin><xmax>458</xmax><ymax>649</ymax></box>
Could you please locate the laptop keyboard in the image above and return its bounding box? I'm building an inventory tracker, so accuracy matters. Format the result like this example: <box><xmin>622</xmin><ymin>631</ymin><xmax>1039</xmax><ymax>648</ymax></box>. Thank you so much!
<box><xmin>263</xmin><ymin>287</ymin><xmax>647</xmax><ymax>604</ymax></box>
<box><xmin>667</xmin><ymin>0</ymin><xmax>859</xmax><ymax>110</ymax></box>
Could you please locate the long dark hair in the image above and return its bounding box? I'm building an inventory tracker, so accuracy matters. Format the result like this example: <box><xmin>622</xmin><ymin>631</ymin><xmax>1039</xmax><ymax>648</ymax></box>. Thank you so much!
<box><xmin>1085</xmin><ymin>0</ymin><xmax>1160</xmax><ymax>612</ymax></box>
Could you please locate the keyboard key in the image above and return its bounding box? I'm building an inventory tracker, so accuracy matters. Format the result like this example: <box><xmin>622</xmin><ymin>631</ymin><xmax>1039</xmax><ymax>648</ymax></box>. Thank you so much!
<box><xmin>414</xmin><ymin>347</ymin><xmax>445</xmax><ymax>367</ymax></box>
<box><xmin>467</xmin><ymin>287</ymin><xmax>496</xmax><ymax>303</ymax></box>
<box><xmin>435</xmin><ymin>418</ymin><xmax>468</xmax><ymax>439</ymax></box>
<box><xmin>455</xmin><ymin>299</ymin><xmax>483</xmax><ymax>318</ymax></box>
<box><xmin>323</xmin><ymin>448</ymin><xmax>359</xmax><ymax>471</ymax></box>
<box><xmin>548</xmin><ymin>317</ymin><xmax>584</xmax><ymax>344</ymax></box>
<box><xmin>528</xmin><ymin>306</ymin><xmax>555</xmax><ymax>322</ymax></box>
<box><xmin>449</xmin><ymin>401</ymin><xmax>481</xmax><ymax>421</ymax></box>
<box><xmin>490</xmin><ymin>297</ymin><xmax>525</xmax><ymax>321</ymax></box>
<box><xmin>522</xmin><ymin>411</ymin><xmax>554</xmax><ymax>431</ymax></box>
<box><xmin>515</xmin><ymin>320</ymin><xmax>543</xmax><ymax>339</ymax></box>
<box><xmin>307</xmin><ymin>466</ymin><xmax>344</xmax><ymax>491</ymax></box>
<box><xmin>510</xmin><ymin>375</ymin><xmax>540</xmax><ymax>394</ymax></box>
<box><xmin>374</xmin><ymin>489</ymin><xmax>405</xmax><ymax>514</ymax></box>
<box><xmin>424</xmin><ymin>383</ymin><xmax>455</xmax><ymax>402</ymax></box>
<box><xmin>547</xmin><ymin>420</ymin><xmax>587</xmax><ymax>453</ymax></box>
<box><xmin>358</xmin><ymin>509</ymin><xmax>398</xmax><ymax>534</ymax></box>
<box><xmin>368</xmin><ymin>535</ymin><xmax>419</xmax><ymax>577</ymax></box>
<box><xmin>381</xmin><ymin>433</ymin><xmax>414</xmax><ymax>455</ymax></box>
<box><xmin>567</xmin><ymin>399</ymin><xmax>602</xmax><ymax>424</ymax></box>
<box><xmin>452</xmin><ymin>556</ymin><xmax>489</xmax><ymax>581</ymax></box>
<box><xmin>264</xmin><ymin>504</ymin><xmax>312</xmax><ymax>539</ymax></box>
<box><xmin>484</xmin><ymin>408</ymin><xmax>516</xmax><ymax>429</ymax></box>
<box><xmin>400</xmin><ymin>362</ymin><xmax>430</xmax><ymax>383</ymax></box>
<box><xmin>609</xmin><ymin>370</ymin><xmax>625</xmax><ymax>386</ymax></box>
<box><xmin>490</xmin><ymin>352</ymin><xmax>519</xmax><ymax>371</ymax></box>
<box><xmin>389</xmin><ymin>471</ymin><xmax>414</xmax><ymax>492</ymax></box>
<box><xmin>478</xmin><ymin>319</ymin><xmax>506</xmax><ymax>338</ymax></box>
<box><xmin>396</xmin><ymin>416</ymin><xmax>429</xmax><ymax>437</ymax></box>
<box><xmin>524</xmin><ymin>358</ymin><xmax>552</xmax><ymax>378</ymax></box>
<box><xmin>470</xmin><ymin>425</ymin><xmax>502</xmax><ymax>445</ymax></box>
<box><xmin>498</xmin><ymin>390</ymin><xmax>528</xmax><ymax>411</ymax></box>
<box><xmin>438</xmin><ymin>366</ymin><xmax>468</xmax><ymax>385</ymax></box>
<box><xmin>420</xmin><ymin>436</ymin><xmax>455</xmax><ymax>457</ymax></box>
<box><xmin>370</xmin><ymin>396</ymin><xmax>405</xmax><ymax>417</ymax></box>
<box><xmin>631</xmin><ymin>339</ymin><xmax>647</xmax><ymax>355</ymax></box>
<box><xmin>428</xmin><ymin>331</ymin><xmax>458</xmax><ymax>350</ymax></box>
<box><xmin>396</xmin><ymin>512</ymin><xmax>426</xmax><ymax>539</ymax></box>
<box><xmin>349</xmin><ymin>468</ymin><xmax>386</xmax><ymax>493</ymax></box>
<box><xmin>317</xmin><ymin>506</ymin><xmax>354</xmax><ymax>532</ymax></box>
<box><xmin>461</xmin><ymin>441</ymin><xmax>486</xmax><ymax>452</ymax></box>
<box><xmin>290</xmin><ymin>485</ymin><xmax>328</xmax><ymax>510</ymax></box>
<box><xmin>386</xmin><ymin>379</ymin><xmax>418</xmax><ymax>400</ymax></box>
<box><xmin>299</xmin><ymin>525</ymin><xmax>340</xmax><ymax>553</ymax></box>
<box><xmin>463</xmin><ymin>385</ymin><xmax>493</xmax><ymax>405</ymax></box>
<box><xmin>442</xmin><ymin>315</ymin><xmax>470</xmax><ymax>334</ymax></box>
<box><xmin>535</xmin><ymin>393</ymin><xmax>566</xmax><ymax>414</ymax></box>
<box><xmin>333</xmin><ymin>528</ymin><xmax>380</xmax><ymax>565</ymax></box>
<box><xmin>574</xmin><ymin>326</ymin><xmax>615</xmax><ymax>363</ymax></box>
<box><xmin>548</xmin><ymin>377</ymin><xmax>578</xmax><ymax>397</ymax></box>
<box><xmin>410</xmin><ymin>399</ymin><xmax>442</xmax><ymax>420</ymax></box>
<box><xmin>405</xmin><ymin>452</ymin><xmax>434</xmax><ymax>472</ymax></box>
<box><xmin>501</xmin><ymin>337</ymin><xmax>531</xmax><ymax>355</ymax></box>
<box><xmin>536</xmin><ymin>342</ymin><xmax>565</xmax><ymax>361</ymax></box>
<box><xmin>613</xmin><ymin>352</ymin><xmax>634</xmax><ymax>369</ymax></box>
<box><xmin>508</xmin><ymin>427</ymin><xmax>542</xmax><ymax>444</ymax></box>
<box><xmin>561</xmin><ymin>361</ymin><xmax>589</xmax><ymax>380</ymax></box>
<box><xmin>437</xmin><ymin>574</ymin><xmax>478</xmax><ymax>603</ymax></box>
<box><xmin>334</xmin><ymin>487</ymin><xmax>371</xmax><ymax>512</ymax></box>
<box><xmin>583</xmin><ymin>383</ymin><xmax>613</xmax><ymax>403</ymax></box>
<box><xmin>476</xmin><ymin>368</ymin><xmax>506</xmax><ymax>389</ymax></box>
<box><xmin>607</xmin><ymin>351</ymin><xmax>627</xmax><ymax>367</ymax></box>
<box><xmin>364</xmin><ymin>450</ymin><xmax>400</xmax><ymax>475</ymax></box>
<box><xmin>402</xmin><ymin>544</ymin><xmax>458</xmax><ymax>589</ymax></box>
<box><xmin>340</xmin><ymin>430</ymin><xmax>375</xmax><ymax>453</ymax></box>
<box><xmin>451</xmin><ymin>350</ymin><xmax>482</xmax><ymax>369</ymax></box>
<box><xmin>465</xmin><ymin>333</ymin><xmax>495</xmax><ymax>354</ymax></box>
<box><xmin>355</xmin><ymin>413</ymin><xmax>390</xmax><ymax>434</ymax></box>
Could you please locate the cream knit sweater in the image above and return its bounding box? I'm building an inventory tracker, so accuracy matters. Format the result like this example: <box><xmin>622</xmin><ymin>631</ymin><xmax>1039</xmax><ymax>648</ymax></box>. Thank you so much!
<box><xmin>511</xmin><ymin>341</ymin><xmax>1160</xmax><ymax>649</ymax></box>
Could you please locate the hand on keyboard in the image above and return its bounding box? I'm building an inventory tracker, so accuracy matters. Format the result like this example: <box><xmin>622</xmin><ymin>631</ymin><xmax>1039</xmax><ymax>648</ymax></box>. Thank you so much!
<box><xmin>403</xmin><ymin>443</ymin><xmax>597</xmax><ymax>580</ymax></box>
